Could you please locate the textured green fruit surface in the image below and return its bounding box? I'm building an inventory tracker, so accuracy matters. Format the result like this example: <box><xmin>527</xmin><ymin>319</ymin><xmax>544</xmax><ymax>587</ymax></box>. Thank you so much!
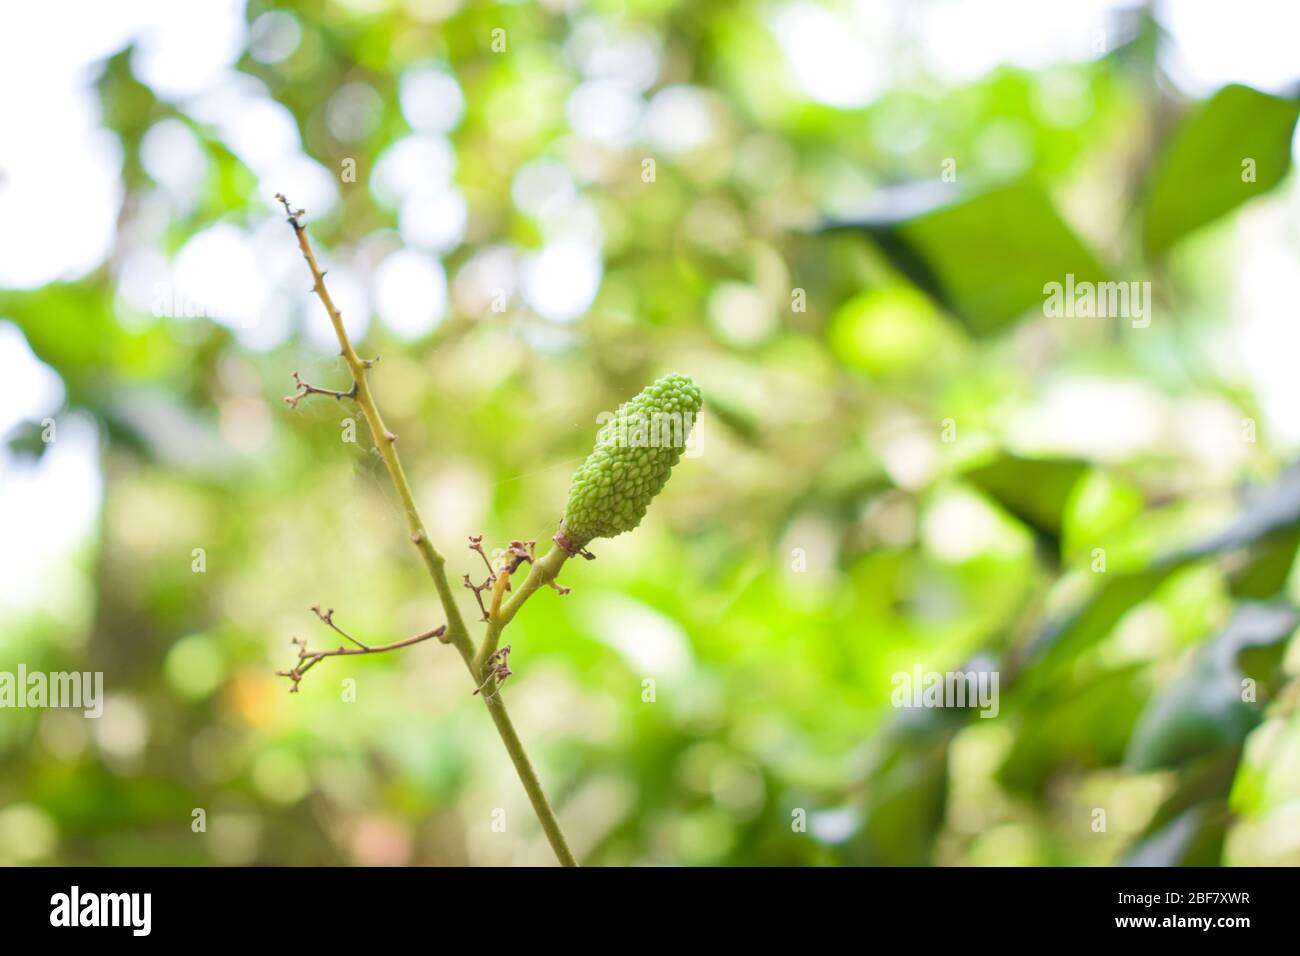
<box><xmin>560</xmin><ymin>374</ymin><xmax>702</xmax><ymax>547</ymax></box>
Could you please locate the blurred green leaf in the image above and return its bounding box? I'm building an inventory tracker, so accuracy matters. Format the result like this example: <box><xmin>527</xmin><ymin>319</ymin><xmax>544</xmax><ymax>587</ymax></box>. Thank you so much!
<box><xmin>1226</xmin><ymin>528</ymin><xmax>1300</xmax><ymax>599</ymax></box>
<box><xmin>836</xmin><ymin>182</ymin><xmax>1109</xmax><ymax>334</ymax></box>
<box><xmin>1230</xmin><ymin>709</ymin><xmax>1300</xmax><ymax>823</ymax></box>
<box><xmin>1126</xmin><ymin>603</ymin><xmax>1295</xmax><ymax>771</ymax></box>
<box><xmin>1020</xmin><ymin>566</ymin><xmax>1178</xmax><ymax>678</ymax></box>
<box><xmin>1176</xmin><ymin>464</ymin><xmax>1300</xmax><ymax>560</ymax></box>
<box><xmin>1142</xmin><ymin>84</ymin><xmax>1299</xmax><ymax>256</ymax></box>
<box><xmin>999</xmin><ymin>665</ymin><xmax>1148</xmax><ymax>794</ymax></box>
<box><xmin>964</xmin><ymin>453</ymin><xmax>1089</xmax><ymax>542</ymax></box>
<box><xmin>1126</xmin><ymin>749</ymin><xmax>1238</xmax><ymax>866</ymax></box>
<box><xmin>856</xmin><ymin>711</ymin><xmax>959</xmax><ymax>865</ymax></box>
<box><xmin>1123</xmin><ymin>803</ymin><xmax>1229</xmax><ymax>867</ymax></box>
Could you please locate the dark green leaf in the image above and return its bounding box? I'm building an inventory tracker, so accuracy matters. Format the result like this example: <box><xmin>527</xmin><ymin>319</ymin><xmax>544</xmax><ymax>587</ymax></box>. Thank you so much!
<box><xmin>1125</xmin><ymin>603</ymin><xmax>1296</xmax><ymax>771</ymax></box>
<box><xmin>833</xmin><ymin>182</ymin><xmax>1109</xmax><ymax>335</ymax></box>
<box><xmin>964</xmin><ymin>454</ymin><xmax>1089</xmax><ymax>538</ymax></box>
<box><xmin>999</xmin><ymin>665</ymin><xmax>1148</xmax><ymax>795</ymax></box>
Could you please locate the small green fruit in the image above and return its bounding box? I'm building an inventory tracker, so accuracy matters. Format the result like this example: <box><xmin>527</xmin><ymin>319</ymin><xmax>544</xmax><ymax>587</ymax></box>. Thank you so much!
<box><xmin>559</xmin><ymin>374</ymin><xmax>702</xmax><ymax>549</ymax></box>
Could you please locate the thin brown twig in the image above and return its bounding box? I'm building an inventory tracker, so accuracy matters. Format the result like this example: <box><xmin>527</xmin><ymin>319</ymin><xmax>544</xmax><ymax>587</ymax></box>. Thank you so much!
<box><xmin>468</xmin><ymin>534</ymin><xmax>496</xmax><ymax>579</ymax></box>
<box><xmin>311</xmin><ymin>604</ymin><xmax>370</xmax><ymax>649</ymax></box>
<box><xmin>277</xmin><ymin>619</ymin><xmax>447</xmax><ymax>692</ymax></box>
<box><xmin>464</xmin><ymin>573</ymin><xmax>494</xmax><ymax>622</ymax></box>
<box><xmin>463</xmin><ymin>534</ymin><xmax>497</xmax><ymax>621</ymax></box>
<box><xmin>285</xmin><ymin>371</ymin><xmax>358</xmax><ymax>408</ymax></box>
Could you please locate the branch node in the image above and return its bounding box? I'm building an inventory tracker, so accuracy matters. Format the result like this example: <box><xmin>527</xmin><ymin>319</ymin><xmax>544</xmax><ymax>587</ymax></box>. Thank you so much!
<box><xmin>473</xmin><ymin>644</ymin><xmax>513</xmax><ymax>701</ymax></box>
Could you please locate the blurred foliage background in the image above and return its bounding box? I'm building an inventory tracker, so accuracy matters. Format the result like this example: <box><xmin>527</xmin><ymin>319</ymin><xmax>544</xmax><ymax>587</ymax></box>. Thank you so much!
<box><xmin>3</xmin><ymin>0</ymin><xmax>1300</xmax><ymax>866</ymax></box>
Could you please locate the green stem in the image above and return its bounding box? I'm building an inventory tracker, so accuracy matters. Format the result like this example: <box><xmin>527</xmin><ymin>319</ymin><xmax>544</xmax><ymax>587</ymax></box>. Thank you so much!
<box><xmin>284</xmin><ymin>201</ymin><xmax>576</xmax><ymax>866</ymax></box>
<box><xmin>475</xmin><ymin>545</ymin><xmax>570</xmax><ymax>674</ymax></box>
<box><xmin>452</xmin><ymin>640</ymin><xmax>577</xmax><ymax>867</ymax></box>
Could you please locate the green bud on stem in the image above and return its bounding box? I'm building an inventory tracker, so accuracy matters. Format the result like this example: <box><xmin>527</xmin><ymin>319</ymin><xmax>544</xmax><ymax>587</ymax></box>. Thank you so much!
<box><xmin>558</xmin><ymin>373</ymin><xmax>702</xmax><ymax>550</ymax></box>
